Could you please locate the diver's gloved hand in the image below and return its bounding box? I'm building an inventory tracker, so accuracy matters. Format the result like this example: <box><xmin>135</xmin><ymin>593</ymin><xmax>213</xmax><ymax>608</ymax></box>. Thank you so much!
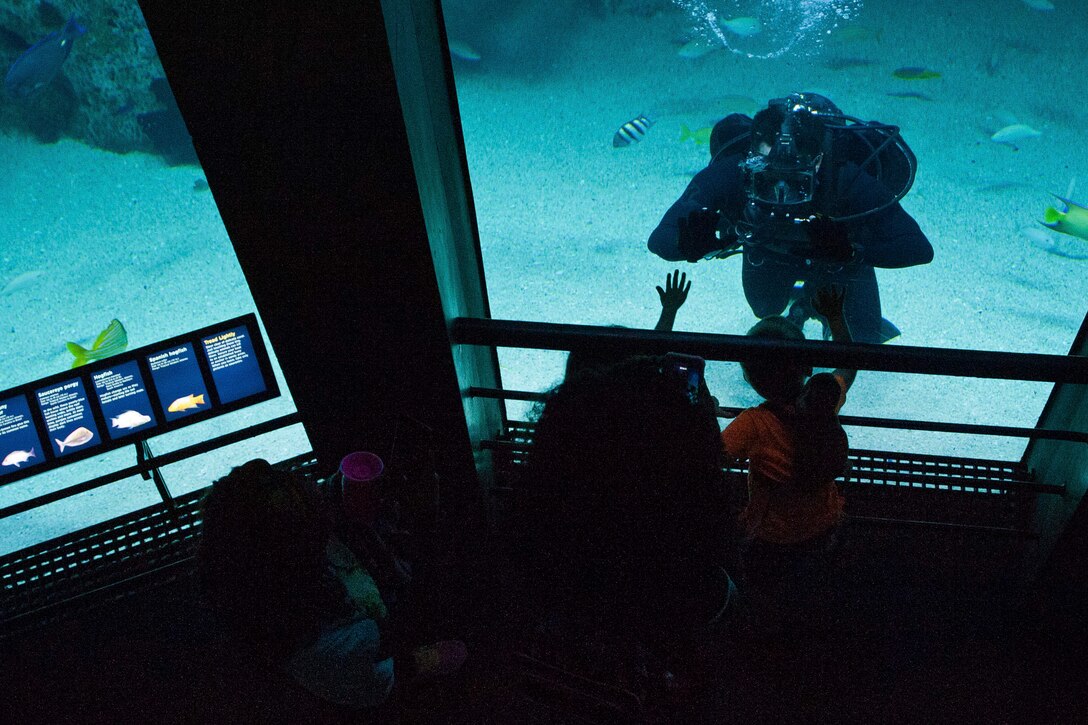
<box><xmin>804</xmin><ymin>217</ymin><xmax>856</xmax><ymax>263</ymax></box>
<box><xmin>677</xmin><ymin>208</ymin><xmax>722</xmax><ymax>262</ymax></box>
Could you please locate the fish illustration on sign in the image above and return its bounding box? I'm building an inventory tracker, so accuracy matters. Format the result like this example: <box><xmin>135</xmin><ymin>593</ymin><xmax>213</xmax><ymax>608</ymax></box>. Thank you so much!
<box><xmin>2</xmin><ymin>448</ymin><xmax>35</xmax><ymax>468</ymax></box>
<box><xmin>111</xmin><ymin>410</ymin><xmax>152</xmax><ymax>430</ymax></box>
<box><xmin>613</xmin><ymin>114</ymin><xmax>655</xmax><ymax>148</ymax></box>
<box><xmin>56</xmin><ymin>427</ymin><xmax>93</xmax><ymax>452</ymax></box>
<box><xmin>4</xmin><ymin>15</ymin><xmax>87</xmax><ymax>99</ymax></box>
<box><xmin>67</xmin><ymin>319</ymin><xmax>128</xmax><ymax>369</ymax></box>
<box><xmin>1042</xmin><ymin>197</ymin><xmax>1088</xmax><ymax>242</ymax></box>
<box><xmin>168</xmin><ymin>394</ymin><xmax>205</xmax><ymax>413</ymax></box>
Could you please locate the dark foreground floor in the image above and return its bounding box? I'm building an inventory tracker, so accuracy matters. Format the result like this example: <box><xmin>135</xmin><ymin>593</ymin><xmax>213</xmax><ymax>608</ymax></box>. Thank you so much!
<box><xmin>3</xmin><ymin>520</ymin><xmax>1086</xmax><ymax>724</ymax></box>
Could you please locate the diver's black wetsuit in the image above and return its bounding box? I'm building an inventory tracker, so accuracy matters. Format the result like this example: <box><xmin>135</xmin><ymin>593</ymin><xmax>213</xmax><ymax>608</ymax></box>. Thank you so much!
<box><xmin>648</xmin><ymin>115</ymin><xmax>933</xmax><ymax>343</ymax></box>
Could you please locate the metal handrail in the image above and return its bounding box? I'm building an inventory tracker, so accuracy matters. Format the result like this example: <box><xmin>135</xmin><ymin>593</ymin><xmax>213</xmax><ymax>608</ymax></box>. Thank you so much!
<box><xmin>0</xmin><ymin>413</ymin><xmax>302</xmax><ymax>520</ymax></box>
<box><xmin>467</xmin><ymin>386</ymin><xmax>1088</xmax><ymax>445</ymax></box>
<box><xmin>450</xmin><ymin>317</ymin><xmax>1088</xmax><ymax>383</ymax></box>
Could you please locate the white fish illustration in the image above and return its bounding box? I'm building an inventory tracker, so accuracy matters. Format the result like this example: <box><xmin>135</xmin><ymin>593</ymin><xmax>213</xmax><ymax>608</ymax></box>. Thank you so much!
<box><xmin>56</xmin><ymin>426</ymin><xmax>93</xmax><ymax>452</ymax></box>
<box><xmin>111</xmin><ymin>410</ymin><xmax>152</xmax><ymax>429</ymax></box>
<box><xmin>2</xmin><ymin>447</ymin><xmax>35</xmax><ymax>468</ymax></box>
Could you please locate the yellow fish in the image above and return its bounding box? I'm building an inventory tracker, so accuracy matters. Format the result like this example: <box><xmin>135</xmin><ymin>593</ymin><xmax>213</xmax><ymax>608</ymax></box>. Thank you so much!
<box><xmin>892</xmin><ymin>66</ymin><xmax>941</xmax><ymax>80</ymax></box>
<box><xmin>1042</xmin><ymin>196</ymin><xmax>1088</xmax><ymax>242</ymax></box>
<box><xmin>67</xmin><ymin>319</ymin><xmax>127</xmax><ymax>369</ymax></box>
<box><xmin>679</xmin><ymin>124</ymin><xmax>713</xmax><ymax>146</ymax></box>
<box><xmin>168</xmin><ymin>393</ymin><xmax>205</xmax><ymax>413</ymax></box>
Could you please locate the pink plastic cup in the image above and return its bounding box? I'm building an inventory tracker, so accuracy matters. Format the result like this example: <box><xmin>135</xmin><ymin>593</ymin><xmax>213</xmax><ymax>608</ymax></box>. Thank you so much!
<box><xmin>339</xmin><ymin>451</ymin><xmax>384</xmax><ymax>525</ymax></box>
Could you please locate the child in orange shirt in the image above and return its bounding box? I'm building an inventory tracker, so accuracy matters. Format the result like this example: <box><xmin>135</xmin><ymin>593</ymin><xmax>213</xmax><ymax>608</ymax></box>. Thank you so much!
<box><xmin>722</xmin><ymin>286</ymin><xmax>855</xmax><ymax>613</ymax></box>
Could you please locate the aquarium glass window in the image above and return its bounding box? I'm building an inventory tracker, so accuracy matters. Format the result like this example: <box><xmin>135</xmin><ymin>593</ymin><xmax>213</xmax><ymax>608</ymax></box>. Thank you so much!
<box><xmin>0</xmin><ymin>1</ymin><xmax>310</xmax><ymax>554</ymax></box>
<box><xmin>440</xmin><ymin>0</ymin><xmax>1088</xmax><ymax>461</ymax></box>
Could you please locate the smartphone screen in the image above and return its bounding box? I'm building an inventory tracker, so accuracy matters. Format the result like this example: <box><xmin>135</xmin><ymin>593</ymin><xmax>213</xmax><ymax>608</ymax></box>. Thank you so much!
<box><xmin>664</xmin><ymin>353</ymin><xmax>705</xmax><ymax>405</ymax></box>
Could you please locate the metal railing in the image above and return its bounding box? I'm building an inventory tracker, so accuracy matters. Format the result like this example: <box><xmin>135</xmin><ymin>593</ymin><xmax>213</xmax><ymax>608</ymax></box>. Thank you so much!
<box><xmin>467</xmin><ymin>386</ymin><xmax>1088</xmax><ymax>446</ymax></box>
<box><xmin>450</xmin><ymin>318</ymin><xmax>1088</xmax><ymax>447</ymax></box>
<box><xmin>450</xmin><ymin>318</ymin><xmax>1088</xmax><ymax>383</ymax></box>
<box><xmin>0</xmin><ymin>413</ymin><xmax>302</xmax><ymax>521</ymax></box>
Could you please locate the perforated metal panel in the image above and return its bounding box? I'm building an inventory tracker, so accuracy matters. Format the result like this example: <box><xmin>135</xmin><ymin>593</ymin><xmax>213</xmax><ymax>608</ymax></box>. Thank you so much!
<box><xmin>487</xmin><ymin>423</ymin><xmax>1040</xmax><ymax>534</ymax></box>
<box><xmin>0</xmin><ymin>455</ymin><xmax>320</xmax><ymax>637</ymax></box>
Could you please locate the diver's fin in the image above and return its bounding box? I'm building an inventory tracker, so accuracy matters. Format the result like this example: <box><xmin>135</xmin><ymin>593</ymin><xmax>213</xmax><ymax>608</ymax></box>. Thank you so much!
<box><xmin>820</xmin><ymin>316</ymin><xmax>899</xmax><ymax>342</ymax></box>
<box><xmin>879</xmin><ymin>317</ymin><xmax>901</xmax><ymax>343</ymax></box>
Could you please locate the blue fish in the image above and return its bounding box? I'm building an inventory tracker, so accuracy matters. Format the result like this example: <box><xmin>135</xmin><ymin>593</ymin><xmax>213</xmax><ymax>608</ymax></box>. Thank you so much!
<box><xmin>4</xmin><ymin>16</ymin><xmax>87</xmax><ymax>99</ymax></box>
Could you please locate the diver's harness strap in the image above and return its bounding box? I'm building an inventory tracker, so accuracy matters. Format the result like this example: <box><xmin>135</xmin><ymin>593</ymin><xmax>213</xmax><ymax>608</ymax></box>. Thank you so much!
<box><xmin>699</xmin><ymin>102</ymin><xmax>914</xmax><ymax>271</ymax></box>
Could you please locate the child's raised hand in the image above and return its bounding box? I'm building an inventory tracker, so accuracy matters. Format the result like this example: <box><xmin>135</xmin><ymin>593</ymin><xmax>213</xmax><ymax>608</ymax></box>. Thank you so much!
<box><xmin>811</xmin><ymin>284</ymin><xmax>846</xmax><ymax>320</ymax></box>
<box><xmin>656</xmin><ymin>269</ymin><xmax>691</xmax><ymax>313</ymax></box>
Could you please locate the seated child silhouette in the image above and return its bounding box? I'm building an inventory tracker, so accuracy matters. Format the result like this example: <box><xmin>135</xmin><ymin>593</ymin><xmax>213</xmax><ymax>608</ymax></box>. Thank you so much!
<box><xmin>722</xmin><ymin>286</ymin><xmax>855</xmax><ymax>599</ymax></box>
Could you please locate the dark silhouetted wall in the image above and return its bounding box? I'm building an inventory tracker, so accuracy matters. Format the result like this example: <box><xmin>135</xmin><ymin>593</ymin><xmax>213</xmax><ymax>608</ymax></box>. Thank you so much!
<box><xmin>138</xmin><ymin>1</ymin><xmax>480</xmax><ymax>520</ymax></box>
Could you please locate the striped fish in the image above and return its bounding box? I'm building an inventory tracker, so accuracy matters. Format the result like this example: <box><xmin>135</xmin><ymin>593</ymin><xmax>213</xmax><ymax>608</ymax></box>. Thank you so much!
<box><xmin>612</xmin><ymin>113</ymin><xmax>655</xmax><ymax>148</ymax></box>
<box><xmin>67</xmin><ymin>319</ymin><xmax>128</xmax><ymax>368</ymax></box>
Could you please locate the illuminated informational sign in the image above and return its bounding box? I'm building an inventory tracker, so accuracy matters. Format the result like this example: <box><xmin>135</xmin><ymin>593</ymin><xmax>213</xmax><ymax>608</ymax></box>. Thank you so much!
<box><xmin>147</xmin><ymin>342</ymin><xmax>211</xmax><ymax>423</ymax></box>
<box><xmin>0</xmin><ymin>314</ymin><xmax>278</xmax><ymax>486</ymax></box>
<box><xmin>0</xmin><ymin>394</ymin><xmax>46</xmax><ymax>474</ymax></box>
<box><xmin>36</xmin><ymin>377</ymin><xmax>101</xmax><ymax>458</ymax></box>
<box><xmin>91</xmin><ymin>360</ymin><xmax>158</xmax><ymax>441</ymax></box>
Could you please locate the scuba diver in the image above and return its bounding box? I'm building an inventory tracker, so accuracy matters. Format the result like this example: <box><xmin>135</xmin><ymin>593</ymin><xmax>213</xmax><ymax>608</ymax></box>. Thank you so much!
<box><xmin>648</xmin><ymin>92</ymin><xmax>933</xmax><ymax>344</ymax></box>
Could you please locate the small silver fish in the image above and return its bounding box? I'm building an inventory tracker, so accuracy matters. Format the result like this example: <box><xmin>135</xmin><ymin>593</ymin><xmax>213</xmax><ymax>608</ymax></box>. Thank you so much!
<box><xmin>991</xmin><ymin>124</ymin><xmax>1041</xmax><ymax>148</ymax></box>
<box><xmin>676</xmin><ymin>38</ymin><xmax>717</xmax><ymax>59</ymax></box>
<box><xmin>613</xmin><ymin>114</ymin><xmax>655</xmax><ymax>148</ymax></box>
<box><xmin>720</xmin><ymin>17</ymin><xmax>761</xmax><ymax>37</ymax></box>
<box><xmin>1</xmin><ymin>270</ymin><xmax>46</xmax><ymax>295</ymax></box>
<box><xmin>56</xmin><ymin>426</ymin><xmax>93</xmax><ymax>452</ymax></box>
<box><xmin>448</xmin><ymin>40</ymin><xmax>481</xmax><ymax>62</ymax></box>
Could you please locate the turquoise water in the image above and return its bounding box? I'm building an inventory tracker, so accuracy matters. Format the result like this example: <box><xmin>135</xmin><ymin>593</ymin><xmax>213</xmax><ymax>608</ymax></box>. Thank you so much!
<box><xmin>0</xmin><ymin>2</ymin><xmax>309</xmax><ymax>552</ymax></box>
<box><xmin>443</xmin><ymin>0</ymin><xmax>1088</xmax><ymax>458</ymax></box>
<box><xmin>1</xmin><ymin>0</ymin><xmax>1084</xmax><ymax>550</ymax></box>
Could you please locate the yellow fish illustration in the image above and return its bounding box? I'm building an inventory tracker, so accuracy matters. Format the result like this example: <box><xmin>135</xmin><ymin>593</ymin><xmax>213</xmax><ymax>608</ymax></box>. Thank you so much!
<box><xmin>67</xmin><ymin>319</ymin><xmax>128</xmax><ymax>369</ymax></box>
<box><xmin>56</xmin><ymin>426</ymin><xmax>93</xmax><ymax>452</ymax></box>
<box><xmin>1042</xmin><ymin>196</ymin><xmax>1088</xmax><ymax>242</ymax></box>
<box><xmin>168</xmin><ymin>393</ymin><xmax>205</xmax><ymax>413</ymax></box>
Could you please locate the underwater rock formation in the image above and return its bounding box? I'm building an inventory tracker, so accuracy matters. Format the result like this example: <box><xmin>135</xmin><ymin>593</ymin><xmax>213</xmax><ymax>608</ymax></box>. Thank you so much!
<box><xmin>0</xmin><ymin>0</ymin><xmax>179</xmax><ymax>158</ymax></box>
<box><xmin>137</xmin><ymin>76</ymin><xmax>198</xmax><ymax>166</ymax></box>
